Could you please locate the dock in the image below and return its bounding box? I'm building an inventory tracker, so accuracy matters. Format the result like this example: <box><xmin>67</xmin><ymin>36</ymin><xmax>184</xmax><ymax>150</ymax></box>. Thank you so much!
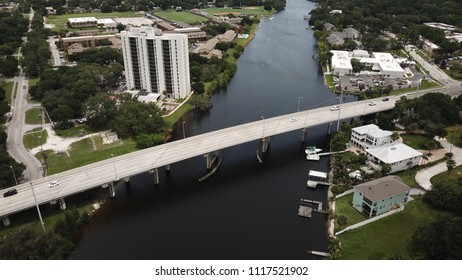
<box><xmin>307</xmin><ymin>170</ymin><xmax>330</xmax><ymax>188</ymax></box>
<box><xmin>298</xmin><ymin>205</ymin><xmax>313</xmax><ymax>218</ymax></box>
<box><xmin>307</xmin><ymin>251</ymin><xmax>330</xmax><ymax>257</ymax></box>
<box><xmin>300</xmin><ymin>199</ymin><xmax>327</xmax><ymax>214</ymax></box>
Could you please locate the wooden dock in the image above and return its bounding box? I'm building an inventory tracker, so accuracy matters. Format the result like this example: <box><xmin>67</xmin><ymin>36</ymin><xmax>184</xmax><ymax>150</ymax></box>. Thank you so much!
<box><xmin>298</xmin><ymin>205</ymin><xmax>312</xmax><ymax>218</ymax></box>
<box><xmin>300</xmin><ymin>199</ymin><xmax>327</xmax><ymax>214</ymax></box>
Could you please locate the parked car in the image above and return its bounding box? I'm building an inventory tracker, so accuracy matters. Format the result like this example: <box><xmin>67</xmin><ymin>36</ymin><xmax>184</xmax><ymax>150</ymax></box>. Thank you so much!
<box><xmin>48</xmin><ymin>180</ymin><xmax>60</xmax><ymax>188</ymax></box>
<box><xmin>3</xmin><ymin>189</ymin><xmax>17</xmax><ymax>198</ymax></box>
<box><xmin>382</xmin><ymin>97</ymin><xmax>389</xmax><ymax>102</ymax></box>
<box><xmin>330</xmin><ymin>105</ymin><xmax>340</xmax><ymax>111</ymax></box>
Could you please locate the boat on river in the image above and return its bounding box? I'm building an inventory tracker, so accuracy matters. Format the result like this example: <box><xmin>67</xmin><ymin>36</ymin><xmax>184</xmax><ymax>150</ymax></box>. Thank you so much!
<box><xmin>305</xmin><ymin>146</ymin><xmax>322</xmax><ymax>161</ymax></box>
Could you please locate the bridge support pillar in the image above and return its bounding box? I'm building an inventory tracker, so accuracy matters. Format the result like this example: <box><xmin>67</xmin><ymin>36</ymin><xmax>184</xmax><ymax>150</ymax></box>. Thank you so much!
<box><xmin>124</xmin><ymin>177</ymin><xmax>130</xmax><ymax>183</ymax></box>
<box><xmin>166</xmin><ymin>164</ymin><xmax>171</xmax><ymax>172</ymax></box>
<box><xmin>301</xmin><ymin>128</ymin><xmax>307</xmax><ymax>142</ymax></box>
<box><xmin>152</xmin><ymin>168</ymin><xmax>159</xmax><ymax>185</ymax></box>
<box><xmin>205</xmin><ymin>152</ymin><xmax>219</xmax><ymax>170</ymax></box>
<box><xmin>327</xmin><ymin>122</ymin><xmax>333</xmax><ymax>135</ymax></box>
<box><xmin>2</xmin><ymin>216</ymin><xmax>10</xmax><ymax>226</ymax></box>
<box><xmin>261</xmin><ymin>137</ymin><xmax>270</xmax><ymax>153</ymax></box>
<box><xmin>58</xmin><ymin>198</ymin><xmax>66</xmax><ymax>210</ymax></box>
<box><xmin>108</xmin><ymin>182</ymin><xmax>116</xmax><ymax>197</ymax></box>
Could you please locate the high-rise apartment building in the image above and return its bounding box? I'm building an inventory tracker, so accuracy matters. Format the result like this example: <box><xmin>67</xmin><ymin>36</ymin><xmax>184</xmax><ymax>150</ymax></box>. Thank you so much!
<box><xmin>121</xmin><ymin>26</ymin><xmax>190</xmax><ymax>99</ymax></box>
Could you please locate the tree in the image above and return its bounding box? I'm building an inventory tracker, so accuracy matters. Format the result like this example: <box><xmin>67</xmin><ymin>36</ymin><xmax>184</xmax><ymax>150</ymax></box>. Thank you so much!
<box><xmin>191</xmin><ymin>81</ymin><xmax>205</xmax><ymax>94</ymax></box>
<box><xmin>337</xmin><ymin>215</ymin><xmax>349</xmax><ymax>230</ymax></box>
<box><xmin>424</xmin><ymin>182</ymin><xmax>459</xmax><ymax>211</ymax></box>
<box><xmin>391</xmin><ymin>132</ymin><xmax>400</xmax><ymax>142</ymax></box>
<box><xmin>189</xmin><ymin>94</ymin><xmax>213</xmax><ymax>111</ymax></box>
<box><xmin>446</xmin><ymin>159</ymin><xmax>456</xmax><ymax>174</ymax></box>
<box><xmin>381</xmin><ymin>163</ymin><xmax>392</xmax><ymax>175</ymax></box>
<box><xmin>350</xmin><ymin>58</ymin><xmax>365</xmax><ymax>73</ymax></box>
<box><xmin>424</xmin><ymin>139</ymin><xmax>439</xmax><ymax>155</ymax></box>
<box><xmin>84</xmin><ymin>93</ymin><xmax>117</xmax><ymax>129</ymax></box>
<box><xmin>135</xmin><ymin>133</ymin><xmax>164</xmax><ymax>149</ymax></box>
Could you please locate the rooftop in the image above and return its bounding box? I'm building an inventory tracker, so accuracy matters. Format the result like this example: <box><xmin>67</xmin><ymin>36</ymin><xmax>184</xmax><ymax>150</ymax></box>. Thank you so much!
<box><xmin>366</xmin><ymin>143</ymin><xmax>422</xmax><ymax>164</ymax></box>
<box><xmin>354</xmin><ymin>176</ymin><xmax>411</xmax><ymax>202</ymax></box>
<box><xmin>352</xmin><ymin>124</ymin><xmax>392</xmax><ymax>139</ymax></box>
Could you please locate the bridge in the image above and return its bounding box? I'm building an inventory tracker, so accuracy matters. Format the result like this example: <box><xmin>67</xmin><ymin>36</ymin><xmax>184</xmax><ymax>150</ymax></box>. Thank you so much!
<box><xmin>0</xmin><ymin>90</ymin><xmax>452</xmax><ymax>225</ymax></box>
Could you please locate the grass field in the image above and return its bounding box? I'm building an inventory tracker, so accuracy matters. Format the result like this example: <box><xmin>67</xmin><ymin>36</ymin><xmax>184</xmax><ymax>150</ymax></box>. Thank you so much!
<box><xmin>25</xmin><ymin>107</ymin><xmax>46</xmax><ymax>124</ymax></box>
<box><xmin>3</xmin><ymin>81</ymin><xmax>14</xmax><ymax>105</ymax></box>
<box><xmin>23</xmin><ymin>129</ymin><xmax>48</xmax><ymax>150</ymax></box>
<box><xmin>446</xmin><ymin>125</ymin><xmax>462</xmax><ymax>148</ymax></box>
<box><xmin>337</xmin><ymin>197</ymin><xmax>450</xmax><ymax>259</ymax></box>
<box><xmin>46</xmin><ymin>11</ymin><xmax>140</xmax><ymax>31</ymax></box>
<box><xmin>400</xmin><ymin>133</ymin><xmax>442</xmax><ymax>150</ymax></box>
<box><xmin>334</xmin><ymin>193</ymin><xmax>367</xmax><ymax>232</ymax></box>
<box><xmin>203</xmin><ymin>7</ymin><xmax>269</xmax><ymax>16</ymax></box>
<box><xmin>43</xmin><ymin>137</ymin><xmax>138</xmax><ymax>175</ymax></box>
<box><xmin>154</xmin><ymin>11</ymin><xmax>209</xmax><ymax>24</ymax></box>
<box><xmin>431</xmin><ymin>165</ymin><xmax>462</xmax><ymax>186</ymax></box>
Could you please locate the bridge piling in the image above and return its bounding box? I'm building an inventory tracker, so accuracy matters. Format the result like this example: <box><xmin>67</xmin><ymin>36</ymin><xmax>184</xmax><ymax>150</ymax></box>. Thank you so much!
<box><xmin>124</xmin><ymin>177</ymin><xmax>130</xmax><ymax>183</ymax></box>
<box><xmin>2</xmin><ymin>216</ymin><xmax>10</xmax><ymax>226</ymax></box>
<box><xmin>152</xmin><ymin>168</ymin><xmax>159</xmax><ymax>185</ymax></box>
<box><xmin>58</xmin><ymin>198</ymin><xmax>66</xmax><ymax>210</ymax></box>
<box><xmin>108</xmin><ymin>182</ymin><xmax>116</xmax><ymax>197</ymax></box>
<box><xmin>261</xmin><ymin>137</ymin><xmax>271</xmax><ymax>153</ymax></box>
<box><xmin>301</xmin><ymin>128</ymin><xmax>307</xmax><ymax>142</ymax></box>
<box><xmin>205</xmin><ymin>152</ymin><xmax>219</xmax><ymax>170</ymax></box>
<box><xmin>327</xmin><ymin>122</ymin><xmax>333</xmax><ymax>135</ymax></box>
<box><xmin>166</xmin><ymin>164</ymin><xmax>171</xmax><ymax>172</ymax></box>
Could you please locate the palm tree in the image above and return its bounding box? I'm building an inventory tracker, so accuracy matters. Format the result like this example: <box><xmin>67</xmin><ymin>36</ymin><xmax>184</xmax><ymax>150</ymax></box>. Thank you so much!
<box><xmin>381</xmin><ymin>163</ymin><xmax>392</xmax><ymax>176</ymax></box>
<box><xmin>447</xmin><ymin>159</ymin><xmax>456</xmax><ymax>174</ymax></box>
<box><xmin>391</xmin><ymin>132</ymin><xmax>400</xmax><ymax>142</ymax></box>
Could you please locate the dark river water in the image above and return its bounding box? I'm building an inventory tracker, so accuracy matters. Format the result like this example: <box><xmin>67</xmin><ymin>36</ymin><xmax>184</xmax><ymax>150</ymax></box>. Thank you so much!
<box><xmin>72</xmin><ymin>0</ymin><xmax>351</xmax><ymax>260</ymax></box>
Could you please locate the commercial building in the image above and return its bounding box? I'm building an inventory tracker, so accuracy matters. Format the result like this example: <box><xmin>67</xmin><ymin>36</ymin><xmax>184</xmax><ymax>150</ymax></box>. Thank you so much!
<box><xmin>68</xmin><ymin>17</ymin><xmax>98</xmax><ymax>28</ymax></box>
<box><xmin>121</xmin><ymin>26</ymin><xmax>191</xmax><ymax>99</ymax></box>
<box><xmin>352</xmin><ymin>176</ymin><xmax>411</xmax><ymax>218</ymax></box>
<box><xmin>331</xmin><ymin>50</ymin><xmax>352</xmax><ymax>76</ymax></box>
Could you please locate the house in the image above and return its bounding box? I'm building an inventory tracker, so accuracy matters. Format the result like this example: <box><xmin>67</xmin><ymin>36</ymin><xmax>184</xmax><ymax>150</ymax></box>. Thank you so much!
<box><xmin>342</xmin><ymin>27</ymin><xmax>359</xmax><ymax>39</ymax></box>
<box><xmin>351</xmin><ymin>124</ymin><xmax>393</xmax><ymax>150</ymax></box>
<box><xmin>46</xmin><ymin>7</ymin><xmax>57</xmax><ymax>15</ymax></box>
<box><xmin>327</xmin><ymin>33</ymin><xmax>344</xmax><ymax>46</ymax></box>
<box><xmin>422</xmin><ymin>40</ymin><xmax>439</xmax><ymax>58</ymax></box>
<box><xmin>352</xmin><ymin>176</ymin><xmax>411</xmax><ymax>218</ymax></box>
<box><xmin>366</xmin><ymin>143</ymin><xmax>422</xmax><ymax>173</ymax></box>
<box><xmin>217</xmin><ymin>30</ymin><xmax>237</xmax><ymax>42</ymax></box>
<box><xmin>323</xmin><ymin>23</ymin><xmax>334</xmax><ymax>31</ymax></box>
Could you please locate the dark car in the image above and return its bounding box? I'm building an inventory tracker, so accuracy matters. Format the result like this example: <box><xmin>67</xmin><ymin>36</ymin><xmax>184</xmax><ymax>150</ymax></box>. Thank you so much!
<box><xmin>3</xmin><ymin>189</ymin><xmax>17</xmax><ymax>198</ymax></box>
<box><xmin>382</xmin><ymin>97</ymin><xmax>389</xmax><ymax>102</ymax></box>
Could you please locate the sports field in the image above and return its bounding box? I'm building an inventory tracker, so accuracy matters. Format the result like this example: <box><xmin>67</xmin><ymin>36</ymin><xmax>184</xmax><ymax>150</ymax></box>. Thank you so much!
<box><xmin>203</xmin><ymin>6</ymin><xmax>268</xmax><ymax>16</ymax></box>
<box><xmin>153</xmin><ymin>11</ymin><xmax>209</xmax><ymax>24</ymax></box>
<box><xmin>46</xmin><ymin>11</ymin><xmax>141</xmax><ymax>30</ymax></box>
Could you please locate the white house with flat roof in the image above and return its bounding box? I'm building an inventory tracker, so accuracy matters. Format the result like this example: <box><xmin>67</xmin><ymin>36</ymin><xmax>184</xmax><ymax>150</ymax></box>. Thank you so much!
<box><xmin>366</xmin><ymin>143</ymin><xmax>422</xmax><ymax>173</ymax></box>
<box><xmin>351</xmin><ymin>124</ymin><xmax>393</xmax><ymax>150</ymax></box>
<box><xmin>331</xmin><ymin>50</ymin><xmax>352</xmax><ymax>76</ymax></box>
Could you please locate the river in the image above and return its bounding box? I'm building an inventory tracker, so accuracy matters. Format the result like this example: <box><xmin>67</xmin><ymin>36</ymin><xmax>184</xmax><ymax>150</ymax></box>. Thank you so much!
<box><xmin>72</xmin><ymin>0</ymin><xmax>351</xmax><ymax>260</ymax></box>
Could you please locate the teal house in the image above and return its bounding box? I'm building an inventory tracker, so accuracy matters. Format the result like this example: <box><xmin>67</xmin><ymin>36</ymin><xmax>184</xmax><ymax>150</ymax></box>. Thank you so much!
<box><xmin>352</xmin><ymin>176</ymin><xmax>411</xmax><ymax>218</ymax></box>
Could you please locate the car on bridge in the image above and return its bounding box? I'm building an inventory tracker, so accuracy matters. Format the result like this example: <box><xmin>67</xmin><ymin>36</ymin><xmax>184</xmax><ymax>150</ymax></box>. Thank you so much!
<box><xmin>330</xmin><ymin>105</ymin><xmax>340</xmax><ymax>111</ymax></box>
<box><xmin>3</xmin><ymin>189</ymin><xmax>17</xmax><ymax>198</ymax></box>
<box><xmin>382</xmin><ymin>97</ymin><xmax>389</xmax><ymax>102</ymax></box>
<box><xmin>368</xmin><ymin>101</ymin><xmax>377</xmax><ymax>106</ymax></box>
<box><xmin>48</xmin><ymin>180</ymin><xmax>60</xmax><ymax>188</ymax></box>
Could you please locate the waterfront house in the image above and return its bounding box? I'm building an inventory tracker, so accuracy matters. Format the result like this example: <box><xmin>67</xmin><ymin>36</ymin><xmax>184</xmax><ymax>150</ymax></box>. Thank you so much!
<box><xmin>366</xmin><ymin>143</ymin><xmax>422</xmax><ymax>173</ymax></box>
<box><xmin>350</xmin><ymin>124</ymin><xmax>393</xmax><ymax>150</ymax></box>
<box><xmin>352</xmin><ymin>176</ymin><xmax>411</xmax><ymax>218</ymax></box>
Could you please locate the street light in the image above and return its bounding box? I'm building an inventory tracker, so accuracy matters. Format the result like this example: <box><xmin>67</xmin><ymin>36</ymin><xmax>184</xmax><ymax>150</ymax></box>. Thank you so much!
<box><xmin>111</xmin><ymin>153</ymin><xmax>118</xmax><ymax>180</ymax></box>
<box><xmin>297</xmin><ymin>96</ymin><xmax>303</xmax><ymax>112</ymax></box>
<box><xmin>30</xmin><ymin>181</ymin><xmax>46</xmax><ymax>233</ymax></box>
<box><xmin>182</xmin><ymin>121</ymin><xmax>186</xmax><ymax>139</ymax></box>
<box><xmin>261</xmin><ymin>116</ymin><xmax>265</xmax><ymax>138</ymax></box>
<box><xmin>9</xmin><ymin>165</ymin><xmax>18</xmax><ymax>185</ymax></box>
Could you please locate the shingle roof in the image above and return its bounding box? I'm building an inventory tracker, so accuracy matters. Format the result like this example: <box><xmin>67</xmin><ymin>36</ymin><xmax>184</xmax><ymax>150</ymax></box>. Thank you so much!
<box><xmin>354</xmin><ymin>175</ymin><xmax>411</xmax><ymax>202</ymax></box>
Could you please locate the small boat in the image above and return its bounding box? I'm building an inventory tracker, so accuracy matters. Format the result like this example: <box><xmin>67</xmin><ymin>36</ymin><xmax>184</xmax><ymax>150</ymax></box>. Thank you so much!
<box><xmin>305</xmin><ymin>146</ymin><xmax>322</xmax><ymax>155</ymax></box>
<box><xmin>269</xmin><ymin>17</ymin><xmax>274</xmax><ymax>20</ymax></box>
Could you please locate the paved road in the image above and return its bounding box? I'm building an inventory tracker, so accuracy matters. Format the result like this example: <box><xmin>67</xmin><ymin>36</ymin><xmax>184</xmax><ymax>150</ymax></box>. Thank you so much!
<box><xmin>5</xmin><ymin>75</ymin><xmax>43</xmax><ymax>181</ymax></box>
<box><xmin>47</xmin><ymin>36</ymin><xmax>61</xmax><ymax>67</ymax></box>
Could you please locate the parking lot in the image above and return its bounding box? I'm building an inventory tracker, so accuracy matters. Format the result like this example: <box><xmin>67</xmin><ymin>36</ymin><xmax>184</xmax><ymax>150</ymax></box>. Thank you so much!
<box><xmin>333</xmin><ymin>66</ymin><xmax>425</xmax><ymax>93</ymax></box>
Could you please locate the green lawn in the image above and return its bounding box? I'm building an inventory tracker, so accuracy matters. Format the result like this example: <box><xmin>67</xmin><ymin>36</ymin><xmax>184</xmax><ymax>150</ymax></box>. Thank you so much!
<box><xmin>337</xmin><ymin>197</ymin><xmax>450</xmax><ymax>259</ymax></box>
<box><xmin>46</xmin><ymin>11</ymin><xmax>140</xmax><ymax>31</ymax></box>
<box><xmin>154</xmin><ymin>10</ymin><xmax>209</xmax><ymax>24</ymax></box>
<box><xmin>430</xmin><ymin>165</ymin><xmax>462</xmax><ymax>186</ymax></box>
<box><xmin>3</xmin><ymin>81</ymin><xmax>14</xmax><ymax>105</ymax></box>
<box><xmin>390</xmin><ymin>81</ymin><xmax>441</xmax><ymax>95</ymax></box>
<box><xmin>400</xmin><ymin>133</ymin><xmax>442</xmax><ymax>150</ymax></box>
<box><xmin>334</xmin><ymin>193</ymin><xmax>367</xmax><ymax>232</ymax></box>
<box><xmin>23</xmin><ymin>129</ymin><xmax>48</xmax><ymax>150</ymax></box>
<box><xmin>163</xmin><ymin>102</ymin><xmax>193</xmax><ymax>127</ymax></box>
<box><xmin>446</xmin><ymin>125</ymin><xmax>462</xmax><ymax>148</ymax></box>
<box><xmin>55</xmin><ymin>125</ymin><xmax>90</xmax><ymax>138</ymax></box>
<box><xmin>25</xmin><ymin>107</ymin><xmax>45</xmax><ymax>124</ymax></box>
<box><xmin>203</xmin><ymin>7</ymin><xmax>269</xmax><ymax>16</ymax></box>
<box><xmin>43</xmin><ymin>137</ymin><xmax>138</xmax><ymax>175</ymax></box>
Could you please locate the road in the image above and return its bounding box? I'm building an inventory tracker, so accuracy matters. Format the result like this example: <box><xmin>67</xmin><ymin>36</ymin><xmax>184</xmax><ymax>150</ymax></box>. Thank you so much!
<box><xmin>5</xmin><ymin>7</ymin><xmax>43</xmax><ymax>182</ymax></box>
<box><xmin>47</xmin><ymin>36</ymin><xmax>61</xmax><ymax>67</ymax></box>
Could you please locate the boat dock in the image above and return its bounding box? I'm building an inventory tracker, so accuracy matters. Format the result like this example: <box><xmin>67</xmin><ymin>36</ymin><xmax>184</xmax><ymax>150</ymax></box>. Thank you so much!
<box><xmin>307</xmin><ymin>250</ymin><xmax>330</xmax><ymax>257</ymax></box>
<box><xmin>307</xmin><ymin>170</ymin><xmax>331</xmax><ymax>188</ymax></box>
<box><xmin>298</xmin><ymin>199</ymin><xmax>326</xmax><ymax>217</ymax></box>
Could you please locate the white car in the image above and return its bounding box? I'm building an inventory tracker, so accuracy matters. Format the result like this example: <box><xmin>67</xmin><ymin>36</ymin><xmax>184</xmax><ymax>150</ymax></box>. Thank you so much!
<box><xmin>48</xmin><ymin>180</ymin><xmax>60</xmax><ymax>188</ymax></box>
<box><xmin>330</xmin><ymin>105</ymin><xmax>340</xmax><ymax>111</ymax></box>
<box><xmin>368</xmin><ymin>101</ymin><xmax>377</xmax><ymax>106</ymax></box>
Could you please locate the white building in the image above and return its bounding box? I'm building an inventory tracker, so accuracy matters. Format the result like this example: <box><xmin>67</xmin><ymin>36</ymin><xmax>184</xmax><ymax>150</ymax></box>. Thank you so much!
<box><xmin>370</xmin><ymin>52</ymin><xmax>405</xmax><ymax>79</ymax></box>
<box><xmin>97</xmin><ymin>18</ymin><xmax>117</xmax><ymax>28</ymax></box>
<box><xmin>366</xmin><ymin>143</ymin><xmax>422</xmax><ymax>173</ymax></box>
<box><xmin>351</xmin><ymin>124</ymin><xmax>393</xmax><ymax>150</ymax></box>
<box><xmin>331</xmin><ymin>50</ymin><xmax>352</xmax><ymax>76</ymax></box>
<box><xmin>121</xmin><ymin>26</ymin><xmax>191</xmax><ymax>99</ymax></box>
<box><xmin>68</xmin><ymin>17</ymin><xmax>98</xmax><ymax>28</ymax></box>
<box><xmin>422</xmin><ymin>40</ymin><xmax>440</xmax><ymax>58</ymax></box>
